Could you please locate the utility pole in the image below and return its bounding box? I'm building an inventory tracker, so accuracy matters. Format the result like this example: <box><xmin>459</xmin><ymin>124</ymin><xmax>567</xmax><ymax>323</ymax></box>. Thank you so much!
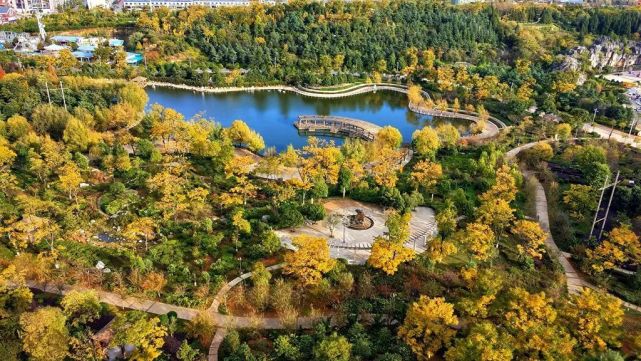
<box><xmin>608</xmin><ymin>122</ymin><xmax>616</xmax><ymax>140</ymax></box>
<box><xmin>588</xmin><ymin>171</ymin><xmax>621</xmax><ymax>243</ymax></box>
<box><xmin>598</xmin><ymin>171</ymin><xmax>621</xmax><ymax>242</ymax></box>
<box><xmin>629</xmin><ymin>111</ymin><xmax>639</xmax><ymax>138</ymax></box>
<box><xmin>59</xmin><ymin>81</ymin><xmax>67</xmax><ymax>111</ymax></box>
<box><xmin>44</xmin><ymin>81</ymin><xmax>51</xmax><ymax>105</ymax></box>
<box><xmin>588</xmin><ymin>173</ymin><xmax>609</xmax><ymax>242</ymax></box>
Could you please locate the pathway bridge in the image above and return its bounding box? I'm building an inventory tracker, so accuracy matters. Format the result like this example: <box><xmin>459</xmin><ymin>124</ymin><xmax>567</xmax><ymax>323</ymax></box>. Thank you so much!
<box><xmin>294</xmin><ymin>115</ymin><xmax>382</xmax><ymax>141</ymax></box>
<box><xmin>409</xmin><ymin>104</ymin><xmax>507</xmax><ymax>129</ymax></box>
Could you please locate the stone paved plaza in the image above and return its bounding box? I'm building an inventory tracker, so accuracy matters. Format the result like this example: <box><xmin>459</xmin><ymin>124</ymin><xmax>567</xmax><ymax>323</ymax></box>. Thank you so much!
<box><xmin>276</xmin><ymin>198</ymin><xmax>438</xmax><ymax>264</ymax></box>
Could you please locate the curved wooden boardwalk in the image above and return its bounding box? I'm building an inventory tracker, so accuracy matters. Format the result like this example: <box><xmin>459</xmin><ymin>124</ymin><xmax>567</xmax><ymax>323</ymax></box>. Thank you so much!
<box><xmin>144</xmin><ymin>81</ymin><xmax>425</xmax><ymax>100</ymax></box>
<box><xmin>294</xmin><ymin>115</ymin><xmax>381</xmax><ymax>141</ymax></box>
<box><xmin>296</xmin><ymin>83</ymin><xmax>431</xmax><ymax>99</ymax></box>
<box><xmin>409</xmin><ymin>104</ymin><xmax>507</xmax><ymax>129</ymax></box>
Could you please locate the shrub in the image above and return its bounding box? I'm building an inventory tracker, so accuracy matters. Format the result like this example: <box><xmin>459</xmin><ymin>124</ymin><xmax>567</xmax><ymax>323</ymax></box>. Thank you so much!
<box><xmin>300</xmin><ymin>203</ymin><xmax>326</xmax><ymax>221</ymax></box>
<box><xmin>274</xmin><ymin>202</ymin><xmax>304</xmax><ymax>228</ymax></box>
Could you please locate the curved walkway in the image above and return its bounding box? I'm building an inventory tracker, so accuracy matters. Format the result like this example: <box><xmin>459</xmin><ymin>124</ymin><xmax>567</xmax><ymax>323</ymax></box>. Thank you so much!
<box><xmin>26</xmin><ymin>262</ymin><xmax>327</xmax><ymax>361</ymax></box>
<box><xmin>144</xmin><ymin>80</ymin><xmax>504</xmax><ymax>137</ymax></box>
<box><xmin>145</xmin><ymin>81</ymin><xmax>417</xmax><ymax>99</ymax></box>
<box><xmin>507</xmin><ymin>140</ymin><xmax>641</xmax><ymax>312</ymax></box>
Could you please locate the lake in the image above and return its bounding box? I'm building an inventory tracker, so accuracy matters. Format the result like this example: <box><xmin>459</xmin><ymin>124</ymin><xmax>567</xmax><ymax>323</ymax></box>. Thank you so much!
<box><xmin>146</xmin><ymin>86</ymin><xmax>471</xmax><ymax>151</ymax></box>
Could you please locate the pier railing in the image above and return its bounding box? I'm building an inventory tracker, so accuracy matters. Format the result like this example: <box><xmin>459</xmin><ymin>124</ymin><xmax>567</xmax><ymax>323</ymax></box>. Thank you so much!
<box><xmin>294</xmin><ymin>115</ymin><xmax>382</xmax><ymax>141</ymax></box>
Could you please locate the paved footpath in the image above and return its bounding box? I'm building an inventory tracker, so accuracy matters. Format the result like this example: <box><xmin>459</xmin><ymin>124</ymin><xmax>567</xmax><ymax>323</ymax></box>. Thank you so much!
<box><xmin>27</xmin><ymin>263</ymin><xmax>324</xmax><ymax>361</ymax></box>
<box><xmin>508</xmin><ymin>139</ymin><xmax>641</xmax><ymax>312</ymax></box>
<box><xmin>583</xmin><ymin>123</ymin><xmax>641</xmax><ymax>147</ymax></box>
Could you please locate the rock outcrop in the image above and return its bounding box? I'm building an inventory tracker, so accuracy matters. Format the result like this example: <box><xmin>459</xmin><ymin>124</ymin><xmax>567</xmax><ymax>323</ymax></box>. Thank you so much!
<box><xmin>560</xmin><ymin>37</ymin><xmax>641</xmax><ymax>72</ymax></box>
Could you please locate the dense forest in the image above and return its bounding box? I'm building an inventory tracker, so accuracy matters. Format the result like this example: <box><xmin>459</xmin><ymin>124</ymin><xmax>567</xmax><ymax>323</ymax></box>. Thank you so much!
<box><xmin>499</xmin><ymin>5</ymin><xmax>641</xmax><ymax>37</ymax></box>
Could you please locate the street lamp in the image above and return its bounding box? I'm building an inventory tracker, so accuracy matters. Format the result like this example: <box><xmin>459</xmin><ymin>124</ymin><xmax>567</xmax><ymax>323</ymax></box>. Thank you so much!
<box><xmin>591</xmin><ymin>107</ymin><xmax>599</xmax><ymax>126</ymax></box>
<box><xmin>342</xmin><ymin>214</ymin><xmax>349</xmax><ymax>245</ymax></box>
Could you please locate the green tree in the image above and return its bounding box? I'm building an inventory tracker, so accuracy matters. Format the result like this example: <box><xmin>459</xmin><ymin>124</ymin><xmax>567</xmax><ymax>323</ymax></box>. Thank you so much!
<box><xmin>563</xmin><ymin>184</ymin><xmax>596</xmax><ymax>222</ymax></box>
<box><xmin>313</xmin><ymin>333</ymin><xmax>352</xmax><ymax>361</ymax></box>
<box><xmin>177</xmin><ymin>341</ymin><xmax>201</xmax><ymax>361</ymax></box>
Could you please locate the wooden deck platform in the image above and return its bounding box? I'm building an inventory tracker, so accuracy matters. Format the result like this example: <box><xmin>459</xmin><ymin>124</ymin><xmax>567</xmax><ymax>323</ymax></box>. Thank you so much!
<box><xmin>294</xmin><ymin>115</ymin><xmax>382</xmax><ymax>141</ymax></box>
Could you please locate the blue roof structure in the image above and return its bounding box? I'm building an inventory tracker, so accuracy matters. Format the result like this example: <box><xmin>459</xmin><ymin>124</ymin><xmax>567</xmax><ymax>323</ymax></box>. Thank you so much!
<box><xmin>72</xmin><ymin>51</ymin><xmax>94</xmax><ymax>59</ymax></box>
<box><xmin>77</xmin><ymin>44</ymin><xmax>96</xmax><ymax>52</ymax></box>
<box><xmin>0</xmin><ymin>6</ymin><xmax>11</xmax><ymax>14</ymax></box>
<box><xmin>109</xmin><ymin>39</ymin><xmax>124</xmax><ymax>47</ymax></box>
<box><xmin>125</xmin><ymin>52</ymin><xmax>143</xmax><ymax>64</ymax></box>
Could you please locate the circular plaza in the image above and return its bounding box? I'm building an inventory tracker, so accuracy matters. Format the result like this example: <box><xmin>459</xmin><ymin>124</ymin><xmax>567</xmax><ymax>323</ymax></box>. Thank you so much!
<box><xmin>276</xmin><ymin>198</ymin><xmax>438</xmax><ymax>264</ymax></box>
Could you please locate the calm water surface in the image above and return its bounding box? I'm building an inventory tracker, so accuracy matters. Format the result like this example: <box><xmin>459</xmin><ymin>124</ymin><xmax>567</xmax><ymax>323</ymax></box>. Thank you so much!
<box><xmin>146</xmin><ymin>87</ymin><xmax>470</xmax><ymax>151</ymax></box>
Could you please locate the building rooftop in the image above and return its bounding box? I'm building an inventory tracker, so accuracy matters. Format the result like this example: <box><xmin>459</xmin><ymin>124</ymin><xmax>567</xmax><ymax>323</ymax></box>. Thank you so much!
<box><xmin>44</xmin><ymin>44</ymin><xmax>66</xmax><ymax>51</ymax></box>
<box><xmin>77</xmin><ymin>44</ymin><xmax>96</xmax><ymax>52</ymax></box>
<box><xmin>72</xmin><ymin>51</ymin><xmax>94</xmax><ymax>59</ymax></box>
<box><xmin>52</xmin><ymin>35</ymin><xmax>81</xmax><ymax>43</ymax></box>
<box><xmin>126</xmin><ymin>52</ymin><xmax>143</xmax><ymax>64</ymax></box>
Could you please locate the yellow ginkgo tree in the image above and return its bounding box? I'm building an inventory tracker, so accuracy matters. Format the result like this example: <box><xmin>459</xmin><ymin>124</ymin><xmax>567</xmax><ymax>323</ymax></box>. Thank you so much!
<box><xmin>511</xmin><ymin>220</ymin><xmax>547</xmax><ymax>261</ymax></box>
<box><xmin>398</xmin><ymin>296</ymin><xmax>459</xmax><ymax>361</ymax></box>
<box><xmin>284</xmin><ymin>235</ymin><xmax>336</xmax><ymax>286</ymax></box>
<box><xmin>368</xmin><ymin>211</ymin><xmax>416</xmax><ymax>275</ymax></box>
<box><xmin>587</xmin><ymin>225</ymin><xmax>641</xmax><ymax>273</ymax></box>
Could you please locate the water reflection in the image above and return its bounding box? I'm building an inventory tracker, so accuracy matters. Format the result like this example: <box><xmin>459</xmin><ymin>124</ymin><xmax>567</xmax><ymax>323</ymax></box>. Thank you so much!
<box><xmin>146</xmin><ymin>88</ymin><xmax>471</xmax><ymax>151</ymax></box>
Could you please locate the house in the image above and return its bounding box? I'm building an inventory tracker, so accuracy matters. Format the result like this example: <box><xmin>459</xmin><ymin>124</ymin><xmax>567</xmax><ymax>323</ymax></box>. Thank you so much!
<box><xmin>0</xmin><ymin>6</ymin><xmax>17</xmax><ymax>23</ymax></box>
<box><xmin>125</xmin><ymin>52</ymin><xmax>143</xmax><ymax>64</ymax></box>
<box><xmin>451</xmin><ymin>0</ymin><xmax>485</xmax><ymax>4</ymax></box>
<box><xmin>15</xmin><ymin>0</ymin><xmax>65</xmax><ymax>13</ymax></box>
<box><xmin>108</xmin><ymin>39</ymin><xmax>124</xmax><ymax>47</ymax></box>
<box><xmin>43</xmin><ymin>43</ymin><xmax>66</xmax><ymax>53</ymax></box>
<box><xmin>85</xmin><ymin>0</ymin><xmax>111</xmax><ymax>8</ymax></box>
<box><xmin>72</xmin><ymin>50</ymin><xmax>93</xmax><ymax>61</ymax></box>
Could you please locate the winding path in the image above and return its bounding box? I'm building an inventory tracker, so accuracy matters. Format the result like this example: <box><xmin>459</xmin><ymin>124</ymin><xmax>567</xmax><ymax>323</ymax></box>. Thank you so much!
<box><xmin>507</xmin><ymin>140</ymin><xmax>641</xmax><ymax>312</ymax></box>
<box><xmin>26</xmin><ymin>262</ymin><xmax>325</xmax><ymax>361</ymax></box>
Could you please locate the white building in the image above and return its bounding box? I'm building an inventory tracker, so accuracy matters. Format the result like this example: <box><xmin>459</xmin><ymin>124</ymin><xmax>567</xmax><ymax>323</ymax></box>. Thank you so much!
<box><xmin>85</xmin><ymin>0</ymin><xmax>110</xmax><ymax>8</ymax></box>
<box><xmin>15</xmin><ymin>0</ymin><xmax>64</xmax><ymax>12</ymax></box>
<box><xmin>123</xmin><ymin>0</ymin><xmax>279</xmax><ymax>10</ymax></box>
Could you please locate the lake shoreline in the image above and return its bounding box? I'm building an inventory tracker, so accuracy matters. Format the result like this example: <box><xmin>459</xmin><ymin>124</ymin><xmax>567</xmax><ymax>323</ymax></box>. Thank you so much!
<box><xmin>142</xmin><ymin>80</ymin><xmax>414</xmax><ymax>98</ymax></box>
<box><xmin>143</xmin><ymin>80</ymin><xmax>501</xmax><ymax>146</ymax></box>
<box><xmin>144</xmin><ymin>80</ymin><xmax>298</xmax><ymax>94</ymax></box>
